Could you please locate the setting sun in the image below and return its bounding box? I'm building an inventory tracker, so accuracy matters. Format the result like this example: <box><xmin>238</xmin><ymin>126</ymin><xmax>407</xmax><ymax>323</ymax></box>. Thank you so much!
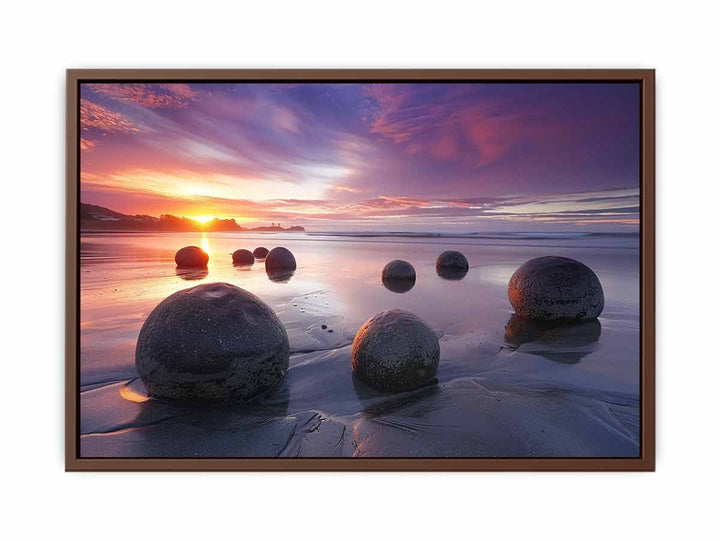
<box><xmin>192</xmin><ymin>215</ymin><xmax>215</xmax><ymax>224</ymax></box>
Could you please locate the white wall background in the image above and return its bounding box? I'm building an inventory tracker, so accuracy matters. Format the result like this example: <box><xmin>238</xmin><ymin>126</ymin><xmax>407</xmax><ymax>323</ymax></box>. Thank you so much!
<box><xmin>1</xmin><ymin>1</ymin><xmax>716</xmax><ymax>538</ymax></box>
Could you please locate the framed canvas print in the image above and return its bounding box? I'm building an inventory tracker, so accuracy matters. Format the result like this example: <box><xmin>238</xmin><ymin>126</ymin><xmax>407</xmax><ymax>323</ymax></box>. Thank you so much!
<box><xmin>66</xmin><ymin>69</ymin><xmax>654</xmax><ymax>471</ymax></box>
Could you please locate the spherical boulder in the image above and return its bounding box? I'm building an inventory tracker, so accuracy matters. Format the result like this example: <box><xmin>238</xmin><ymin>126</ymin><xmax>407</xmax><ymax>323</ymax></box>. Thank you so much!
<box><xmin>436</xmin><ymin>250</ymin><xmax>468</xmax><ymax>271</ymax></box>
<box><xmin>381</xmin><ymin>260</ymin><xmax>416</xmax><ymax>293</ymax></box>
<box><xmin>253</xmin><ymin>246</ymin><xmax>269</xmax><ymax>259</ymax></box>
<box><xmin>135</xmin><ymin>282</ymin><xmax>289</xmax><ymax>402</ymax></box>
<box><xmin>352</xmin><ymin>309</ymin><xmax>440</xmax><ymax>392</ymax></box>
<box><xmin>508</xmin><ymin>256</ymin><xmax>604</xmax><ymax>320</ymax></box>
<box><xmin>232</xmin><ymin>249</ymin><xmax>255</xmax><ymax>266</ymax></box>
<box><xmin>436</xmin><ymin>250</ymin><xmax>469</xmax><ymax>280</ymax></box>
<box><xmin>265</xmin><ymin>247</ymin><xmax>297</xmax><ymax>274</ymax></box>
<box><xmin>175</xmin><ymin>246</ymin><xmax>209</xmax><ymax>268</ymax></box>
<box><xmin>382</xmin><ymin>259</ymin><xmax>416</xmax><ymax>281</ymax></box>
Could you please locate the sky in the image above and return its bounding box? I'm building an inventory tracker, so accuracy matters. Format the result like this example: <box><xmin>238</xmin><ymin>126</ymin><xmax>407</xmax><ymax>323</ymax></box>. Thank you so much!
<box><xmin>80</xmin><ymin>82</ymin><xmax>640</xmax><ymax>232</ymax></box>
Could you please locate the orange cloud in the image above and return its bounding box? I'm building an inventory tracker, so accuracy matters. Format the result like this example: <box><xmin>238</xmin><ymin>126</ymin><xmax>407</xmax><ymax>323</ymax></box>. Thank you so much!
<box><xmin>80</xmin><ymin>138</ymin><xmax>96</xmax><ymax>151</ymax></box>
<box><xmin>86</xmin><ymin>83</ymin><xmax>197</xmax><ymax>109</ymax></box>
<box><xmin>327</xmin><ymin>184</ymin><xmax>362</xmax><ymax>193</ymax></box>
<box><xmin>80</xmin><ymin>98</ymin><xmax>139</xmax><ymax>134</ymax></box>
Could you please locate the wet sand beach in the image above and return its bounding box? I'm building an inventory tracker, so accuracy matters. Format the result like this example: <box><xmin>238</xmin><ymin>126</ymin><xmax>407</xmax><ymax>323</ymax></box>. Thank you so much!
<box><xmin>80</xmin><ymin>231</ymin><xmax>640</xmax><ymax>458</ymax></box>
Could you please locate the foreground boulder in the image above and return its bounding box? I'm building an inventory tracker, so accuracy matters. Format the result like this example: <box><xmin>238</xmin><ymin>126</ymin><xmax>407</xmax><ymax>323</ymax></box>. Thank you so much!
<box><xmin>253</xmin><ymin>246</ymin><xmax>269</xmax><ymax>259</ymax></box>
<box><xmin>265</xmin><ymin>247</ymin><xmax>297</xmax><ymax>274</ymax></box>
<box><xmin>232</xmin><ymin>249</ymin><xmax>255</xmax><ymax>266</ymax></box>
<box><xmin>175</xmin><ymin>246</ymin><xmax>209</xmax><ymax>268</ymax></box>
<box><xmin>508</xmin><ymin>256</ymin><xmax>604</xmax><ymax>320</ymax></box>
<box><xmin>381</xmin><ymin>260</ymin><xmax>416</xmax><ymax>292</ymax></box>
<box><xmin>352</xmin><ymin>309</ymin><xmax>439</xmax><ymax>392</ymax></box>
<box><xmin>135</xmin><ymin>282</ymin><xmax>289</xmax><ymax>402</ymax></box>
<box><xmin>436</xmin><ymin>250</ymin><xmax>469</xmax><ymax>280</ymax></box>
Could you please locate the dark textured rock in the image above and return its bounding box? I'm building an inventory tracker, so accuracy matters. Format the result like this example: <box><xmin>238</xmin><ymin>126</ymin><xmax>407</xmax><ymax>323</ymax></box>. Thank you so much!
<box><xmin>352</xmin><ymin>309</ymin><xmax>440</xmax><ymax>392</ymax></box>
<box><xmin>174</xmin><ymin>246</ymin><xmax>209</xmax><ymax>268</ymax></box>
<box><xmin>436</xmin><ymin>250</ymin><xmax>469</xmax><ymax>271</ymax></box>
<box><xmin>381</xmin><ymin>260</ymin><xmax>416</xmax><ymax>293</ymax></box>
<box><xmin>508</xmin><ymin>256</ymin><xmax>604</xmax><ymax>320</ymax></box>
<box><xmin>135</xmin><ymin>282</ymin><xmax>289</xmax><ymax>402</ymax></box>
<box><xmin>436</xmin><ymin>251</ymin><xmax>469</xmax><ymax>280</ymax></box>
<box><xmin>232</xmin><ymin>249</ymin><xmax>255</xmax><ymax>266</ymax></box>
<box><xmin>265</xmin><ymin>247</ymin><xmax>297</xmax><ymax>274</ymax></box>
<box><xmin>253</xmin><ymin>247</ymin><xmax>269</xmax><ymax>259</ymax></box>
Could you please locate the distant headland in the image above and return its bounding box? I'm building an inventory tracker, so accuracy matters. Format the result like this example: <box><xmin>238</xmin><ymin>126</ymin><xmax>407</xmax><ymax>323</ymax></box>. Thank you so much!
<box><xmin>80</xmin><ymin>203</ymin><xmax>305</xmax><ymax>232</ymax></box>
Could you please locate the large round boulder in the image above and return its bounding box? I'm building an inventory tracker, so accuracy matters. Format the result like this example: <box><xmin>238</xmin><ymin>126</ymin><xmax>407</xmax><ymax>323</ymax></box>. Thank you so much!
<box><xmin>508</xmin><ymin>256</ymin><xmax>604</xmax><ymax>320</ymax></box>
<box><xmin>175</xmin><ymin>246</ymin><xmax>209</xmax><ymax>268</ymax></box>
<box><xmin>352</xmin><ymin>309</ymin><xmax>440</xmax><ymax>392</ymax></box>
<box><xmin>135</xmin><ymin>282</ymin><xmax>289</xmax><ymax>402</ymax></box>
<box><xmin>436</xmin><ymin>250</ymin><xmax>469</xmax><ymax>280</ymax></box>
<box><xmin>265</xmin><ymin>247</ymin><xmax>297</xmax><ymax>274</ymax></box>
<box><xmin>253</xmin><ymin>246</ymin><xmax>269</xmax><ymax>259</ymax></box>
<box><xmin>232</xmin><ymin>249</ymin><xmax>255</xmax><ymax>266</ymax></box>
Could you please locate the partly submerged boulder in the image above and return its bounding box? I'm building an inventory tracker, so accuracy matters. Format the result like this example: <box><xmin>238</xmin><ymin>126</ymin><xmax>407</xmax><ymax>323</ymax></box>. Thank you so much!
<box><xmin>508</xmin><ymin>256</ymin><xmax>604</xmax><ymax>320</ymax></box>
<box><xmin>135</xmin><ymin>282</ymin><xmax>289</xmax><ymax>402</ymax></box>
<box><xmin>174</xmin><ymin>246</ymin><xmax>209</xmax><ymax>268</ymax></box>
<box><xmin>265</xmin><ymin>247</ymin><xmax>297</xmax><ymax>274</ymax></box>
<box><xmin>436</xmin><ymin>250</ymin><xmax>469</xmax><ymax>280</ymax></box>
<box><xmin>232</xmin><ymin>249</ymin><xmax>255</xmax><ymax>266</ymax></box>
<box><xmin>253</xmin><ymin>246</ymin><xmax>269</xmax><ymax>259</ymax></box>
<box><xmin>381</xmin><ymin>260</ymin><xmax>416</xmax><ymax>292</ymax></box>
<box><xmin>352</xmin><ymin>309</ymin><xmax>439</xmax><ymax>392</ymax></box>
<box><xmin>436</xmin><ymin>250</ymin><xmax>469</xmax><ymax>271</ymax></box>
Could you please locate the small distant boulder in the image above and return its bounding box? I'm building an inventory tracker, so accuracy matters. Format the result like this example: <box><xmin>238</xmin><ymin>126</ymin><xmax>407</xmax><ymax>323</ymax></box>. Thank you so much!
<box><xmin>135</xmin><ymin>282</ymin><xmax>289</xmax><ymax>402</ymax></box>
<box><xmin>436</xmin><ymin>250</ymin><xmax>469</xmax><ymax>280</ymax></box>
<box><xmin>175</xmin><ymin>246</ymin><xmax>209</xmax><ymax>268</ymax></box>
<box><xmin>265</xmin><ymin>247</ymin><xmax>297</xmax><ymax>273</ymax></box>
<box><xmin>508</xmin><ymin>256</ymin><xmax>604</xmax><ymax>320</ymax></box>
<box><xmin>253</xmin><ymin>247</ymin><xmax>269</xmax><ymax>259</ymax></box>
<box><xmin>232</xmin><ymin>249</ymin><xmax>255</xmax><ymax>266</ymax></box>
<box><xmin>352</xmin><ymin>309</ymin><xmax>439</xmax><ymax>392</ymax></box>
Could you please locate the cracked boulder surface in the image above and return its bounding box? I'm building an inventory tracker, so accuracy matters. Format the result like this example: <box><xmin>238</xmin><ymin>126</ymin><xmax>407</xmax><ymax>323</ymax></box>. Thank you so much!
<box><xmin>135</xmin><ymin>282</ymin><xmax>289</xmax><ymax>402</ymax></box>
<box><xmin>508</xmin><ymin>256</ymin><xmax>605</xmax><ymax>320</ymax></box>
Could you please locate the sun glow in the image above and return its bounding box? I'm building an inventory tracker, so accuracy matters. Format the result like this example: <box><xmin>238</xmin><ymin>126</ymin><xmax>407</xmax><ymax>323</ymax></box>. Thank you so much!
<box><xmin>201</xmin><ymin>233</ymin><xmax>211</xmax><ymax>256</ymax></box>
<box><xmin>193</xmin><ymin>215</ymin><xmax>216</xmax><ymax>224</ymax></box>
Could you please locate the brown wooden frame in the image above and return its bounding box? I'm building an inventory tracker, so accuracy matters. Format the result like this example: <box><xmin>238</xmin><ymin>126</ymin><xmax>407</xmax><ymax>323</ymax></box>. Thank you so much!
<box><xmin>66</xmin><ymin>69</ymin><xmax>655</xmax><ymax>471</ymax></box>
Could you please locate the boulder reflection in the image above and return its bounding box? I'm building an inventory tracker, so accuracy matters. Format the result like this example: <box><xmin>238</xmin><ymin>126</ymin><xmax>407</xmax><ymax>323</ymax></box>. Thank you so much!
<box><xmin>175</xmin><ymin>267</ymin><xmax>209</xmax><ymax>281</ymax></box>
<box><xmin>436</xmin><ymin>266</ymin><xmax>468</xmax><ymax>281</ymax></box>
<box><xmin>121</xmin><ymin>377</ymin><xmax>290</xmax><ymax>457</ymax></box>
<box><xmin>267</xmin><ymin>269</ymin><xmax>295</xmax><ymax>283</ymax></box>
<box><xmin>351</xmin><ymin>372</ymin><xmax>439</xmax><ymax>417</ymax></box>
<box><xmin>382</xmin><ymin>276</ymin><xmax>416</xmax><ymax>293</ymax></box>
<box><xmin>504</xmin><ymin>314</ymin><xmax>602</xmax><ymax>364</ymax></box>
